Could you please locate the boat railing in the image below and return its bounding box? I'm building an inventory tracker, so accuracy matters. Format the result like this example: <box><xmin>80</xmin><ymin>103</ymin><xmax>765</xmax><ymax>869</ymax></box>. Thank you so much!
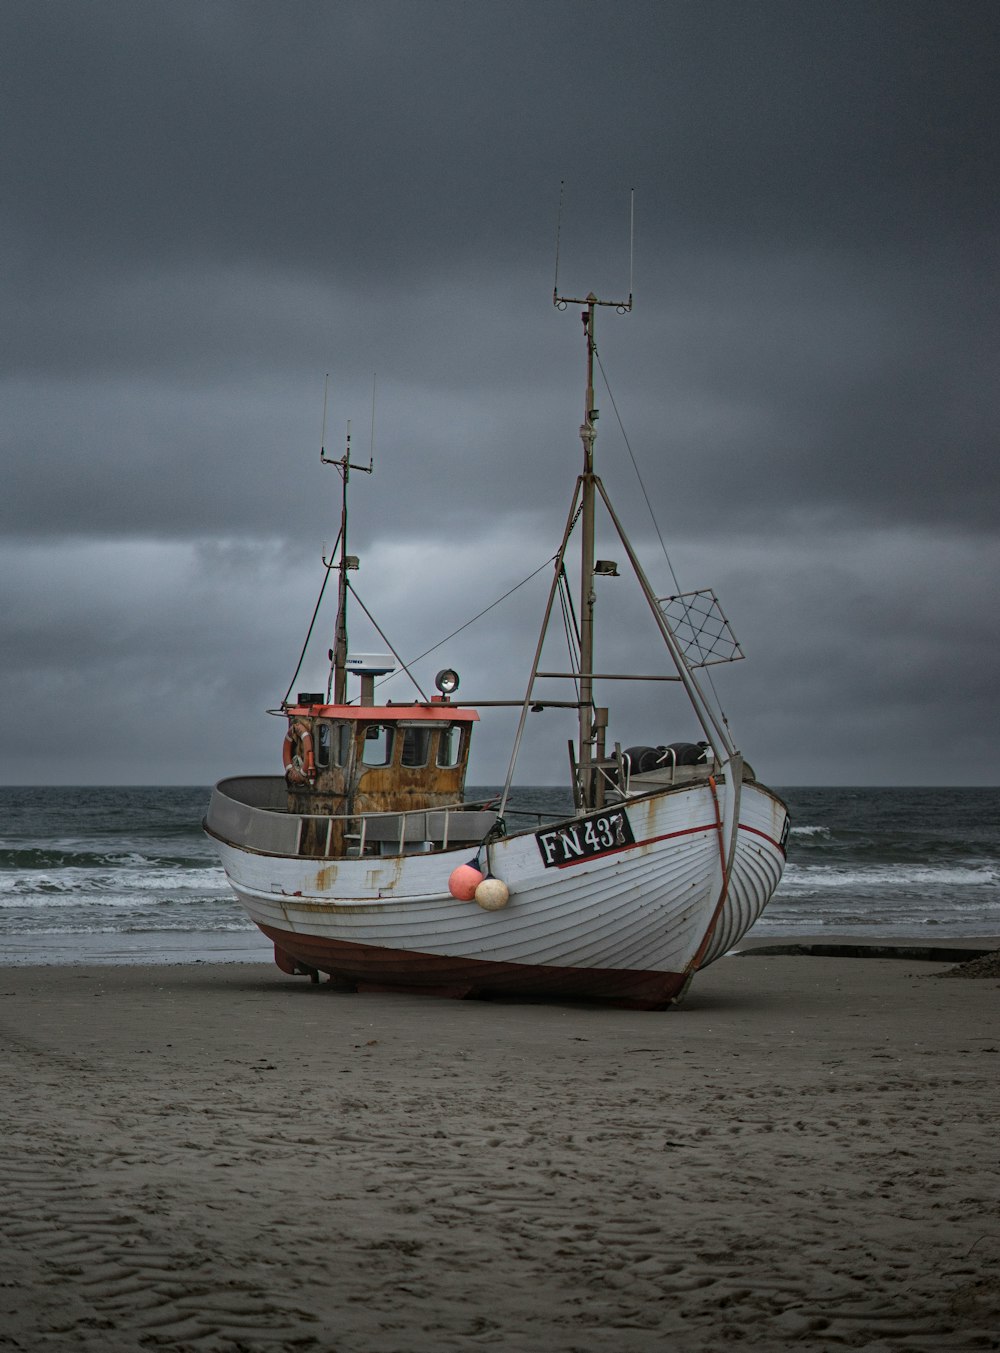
<box><xmin>338</xmin><ymin>804</ymin><xmax>498</xmax><ymax>858</ymax></box>
<box><xmin>206</xmin><ymin>776</ymin><xmax>498</xmax><ymax>858</ymax></box>
<box><xmin>498</xmin><ymin>804</ymin><xmax>573</xmax><ymax>828</ymax></box>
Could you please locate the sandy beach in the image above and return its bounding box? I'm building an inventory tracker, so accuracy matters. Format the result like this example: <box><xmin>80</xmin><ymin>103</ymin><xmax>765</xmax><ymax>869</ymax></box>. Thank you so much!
<box><xmin>1</xmin><ymin>951</ymin><xmax>997</xmax><ymax>1352</ymax></box>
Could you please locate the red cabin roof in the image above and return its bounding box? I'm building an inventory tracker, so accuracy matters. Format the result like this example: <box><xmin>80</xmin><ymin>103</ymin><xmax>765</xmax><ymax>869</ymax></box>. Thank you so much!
<box><xmin>286</xmin><ymin>702</ymin><xmax>479</xmax><ymax>724</ymax></box>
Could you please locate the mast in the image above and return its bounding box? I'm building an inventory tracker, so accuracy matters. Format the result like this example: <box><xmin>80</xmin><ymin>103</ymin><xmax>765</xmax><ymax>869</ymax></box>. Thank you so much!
<box><xmin>554</xmin><ymin>289</ymin><xmax>632</xmax><ymax>806</ymax></box>
<box><xmin>322</xmin><ymin>404</ymin><xmax>373</xmax><ymax>704</ymax></box>
<box><xmin>579</xmin><ymin>298</ymin><xmax>598</xmax><ymax>801</ymax></box>
<box><xmin>332</xmin><ymin>429</ymin><xmax>351</xmax><ymax>704</ymax></box>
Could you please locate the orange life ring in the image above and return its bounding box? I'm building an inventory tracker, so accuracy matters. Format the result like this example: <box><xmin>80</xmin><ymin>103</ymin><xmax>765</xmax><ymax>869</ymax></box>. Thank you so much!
<box><xmin>283</xmin><ymin>720</ymin><xmax>316</xmax><ymax>785</ymax></box>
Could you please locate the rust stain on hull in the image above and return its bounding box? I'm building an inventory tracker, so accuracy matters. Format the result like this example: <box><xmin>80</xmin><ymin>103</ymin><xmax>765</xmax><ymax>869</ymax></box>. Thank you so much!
<box><xmin>313</xmin><ymin>863</ymin><xmax>339</xmax><ymax>891</ymax></box>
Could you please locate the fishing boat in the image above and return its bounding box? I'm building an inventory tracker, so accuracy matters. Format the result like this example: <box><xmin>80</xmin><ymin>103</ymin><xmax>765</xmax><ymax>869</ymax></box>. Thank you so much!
<box><xmin>205</xmin><ymin>286</ymin><xmax>789</xmax><ymax>1008</ymax></box>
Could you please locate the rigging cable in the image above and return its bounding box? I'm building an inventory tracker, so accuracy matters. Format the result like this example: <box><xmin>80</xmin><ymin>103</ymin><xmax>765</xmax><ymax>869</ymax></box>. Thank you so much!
<box><xmin>594</xmin><ymin>344</ymin><xmax>682</xmax><ymax>596</ymax></box>
<box><xmin>284</xmin><ymin>547</ymin><xmax>561</xmax><ymax>706</ymax></box>
<box><xmin>556</xmin><ymin>564</ymin><xmax>582</xmax><ymax>705</ymax></box>
<box><xmin>374</xmin><ymin>552</ymin><xmax>560</xmax><ymax>692</ymax></box>
<box><xmin>593</xmin><ymin>345</ymin><xmax>733</xmax><ymax>733</ymax></box>
<box><xmin>281</xmin><ymin>528</ymin><xmax>342</xmax><ymax>706</ymax></box>
<box><xmin>346</xmin><ymin>580</ymin><xmax>430</xmax><ymax>703</ymax></box>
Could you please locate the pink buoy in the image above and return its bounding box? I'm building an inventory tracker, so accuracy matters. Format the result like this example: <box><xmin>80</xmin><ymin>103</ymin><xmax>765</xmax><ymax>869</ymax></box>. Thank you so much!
<box><xmin>448</xmin><ymin>863</ymin><xmax>484</xmax><ymax>901</ymax></box>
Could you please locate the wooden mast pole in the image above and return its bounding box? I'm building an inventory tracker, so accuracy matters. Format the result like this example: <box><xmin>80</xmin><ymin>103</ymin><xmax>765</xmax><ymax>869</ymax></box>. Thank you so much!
<box><xmin>553</xmin><ymin>288</ymin><xmax>632</xmax><ymax>807</ymax></box>
<box><xmin>332</xmin><ymin>434</ymin><xmax>351</xmax><ymax>705</ymax></box>
<box><xmin>578</xmin><ymin>297</ymin><xmax>598</xmax><ymax>807</ymax></box>
<box><xmin>322</xmin><ymin>397</ymin><xmax>374</xmax><ymax>705</ymax></box>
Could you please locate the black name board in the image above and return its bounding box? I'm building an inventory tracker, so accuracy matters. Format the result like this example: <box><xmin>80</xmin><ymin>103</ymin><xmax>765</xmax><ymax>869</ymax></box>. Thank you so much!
<box><xmin>535</xmin><ymin>809</ymin><xmax>634</xmax><ymax>868</ymax></box>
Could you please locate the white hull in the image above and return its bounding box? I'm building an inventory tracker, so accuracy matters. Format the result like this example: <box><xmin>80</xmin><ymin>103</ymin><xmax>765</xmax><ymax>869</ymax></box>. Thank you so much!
<box><xmin>211</xmin><ymin>778</ymin><xmax>788</xmax><ymax>1006</ymax></box>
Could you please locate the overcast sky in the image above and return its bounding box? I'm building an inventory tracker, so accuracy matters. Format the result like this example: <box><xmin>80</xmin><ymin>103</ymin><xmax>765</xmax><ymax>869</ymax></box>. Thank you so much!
<box><xmin>2</xmin><ymin>0</ymin><xmax>997</xmax><ymax>787</ymax></box>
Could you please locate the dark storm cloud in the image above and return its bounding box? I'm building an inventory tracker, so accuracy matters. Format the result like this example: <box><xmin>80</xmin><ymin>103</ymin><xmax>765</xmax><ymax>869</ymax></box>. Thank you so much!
<box><xmin>1</xmin><ymin>0</ymin><xmax>997</xmax><ymax>784</ymax></box>
<box><xmin>5</xmin><ymin>0</ymin><xmax>996</xmax><ymax>268</ymax></box>
<box><xmin>3</xmin><ymin>0</ymin><xmax>996</xmax><ymax>533</ymax></box>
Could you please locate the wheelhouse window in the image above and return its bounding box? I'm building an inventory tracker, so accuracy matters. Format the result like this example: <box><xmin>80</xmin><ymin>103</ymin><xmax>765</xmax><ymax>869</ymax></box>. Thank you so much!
<box><xmin>401</xmin><ymin>726</ymin><xmax>431</xmax><ymax>768</ymax></box>
<box><xmin>315</xmin><ymin>721</ymin><xmax>350</xmax><ymax>768</ymax></box>
<box><xmin>361</xmin><ymin>724</ymin><xmax>394</xmax><ymax>766</ymax></box>
<box><xmin>437</xmin><ymin>723</ymin><xmax>464</xmax><ymax>769</ymax></box>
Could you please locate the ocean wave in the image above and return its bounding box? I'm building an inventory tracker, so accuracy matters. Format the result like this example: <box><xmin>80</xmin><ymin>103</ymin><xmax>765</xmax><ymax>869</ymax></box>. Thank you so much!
<box><xmin>753</xmin><ymin>912</ymin><xmax>996</xmax><ymax>932</ymax></box>
<box><xmin>780</xmin><ymin>862</ymin><xmax>999</xmax><ymax>890</ymax></box>
<box><xmin>0</xmin><ymin>846</ymin><xmax>213</xmax><ymax>871</ymax></box>
<box><xmin>12</xmin><ymin>919</ymin><xmax>256</xmax><ymax>936</ymax></box>
<box><xmin>0</xmin><ymin>865</ymin><xmax>229</xmax><ymax>900</ymax></box>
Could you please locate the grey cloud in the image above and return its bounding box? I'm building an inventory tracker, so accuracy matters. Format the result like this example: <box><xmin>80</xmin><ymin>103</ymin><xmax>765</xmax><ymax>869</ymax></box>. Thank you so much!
<box><xmin>1</xmin><ymin>0</ymin><xmax>997</xmax><ymax>786</ymax></box>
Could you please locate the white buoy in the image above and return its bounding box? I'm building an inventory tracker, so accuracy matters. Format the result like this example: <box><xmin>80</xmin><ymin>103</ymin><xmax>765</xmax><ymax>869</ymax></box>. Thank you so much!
<box><xmin>474</xmin><ymin>876</ymin><xmax>510</xmax><ymax>911</ymax></box>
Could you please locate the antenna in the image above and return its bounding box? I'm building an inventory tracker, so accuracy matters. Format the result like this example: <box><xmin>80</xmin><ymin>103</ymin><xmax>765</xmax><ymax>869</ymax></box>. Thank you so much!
<box><xmin>628</xmin><ymin>187</ymin><xmax>634</xmax><ymax>303</ymax></box>
<box><xmin>553</xmin><ymin>179</ymin><xmax>566</xmax><ymax>303</ymax></box>
<box><xmin>552</xmin><ymin>183</ymin><xmax>635</xmax><ymax>314</ymax></box>
<box><xmin>320</xmin><ymin>379</ymin><xmax>375</xmax><ymax>477</ymax></box>
<box><xmin>320</xmin><ymin>373</ymin><xmax>330</xmax><ymax>458</ymax></box>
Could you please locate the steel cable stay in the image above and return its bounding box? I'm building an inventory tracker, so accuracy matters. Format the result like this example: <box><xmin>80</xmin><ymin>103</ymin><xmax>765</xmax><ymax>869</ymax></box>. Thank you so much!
<box><xmin>345</xmin><ymin>580</ymin><xmax>430</xmax><ymax>703</ymax></box>
<box><xmin>281</xmin><ymin>528</ymin><xmax>342</xmax><ymax>706</ymax></box>
<box><xmin>284</xmin><ymin>546</ymin><xmax>563</xmax><ymax>707</ymax></box>
<box><xmin>594</xmin><ymin>344</ymin><xmax>681</xmax><ymax>594</ymax></box>
<box><xmin>556</xmin><ymin>564</ymin><xmax>582</xmax><ymax>707</ymax></box>
<box><xmin>593</xmin><ymin>343</ymin><xmax>736</xmax><ymax>737</ymax></box>
<box><xmin>389</xmin><ymin>501</ymin><xmax>586</xmax><ymax>693</ymax></box>
<box><xmin>371</xmin><ymin>552</ymin><xmax>562</xmax><ymax>699</ymax></box>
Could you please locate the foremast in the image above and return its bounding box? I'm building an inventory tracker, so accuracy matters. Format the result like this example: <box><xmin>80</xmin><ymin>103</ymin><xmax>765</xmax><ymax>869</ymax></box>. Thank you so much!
<box><xmin>321</xmin><ymin>418</ymin><xmax>372</xmax><ymax>704</ymax></box>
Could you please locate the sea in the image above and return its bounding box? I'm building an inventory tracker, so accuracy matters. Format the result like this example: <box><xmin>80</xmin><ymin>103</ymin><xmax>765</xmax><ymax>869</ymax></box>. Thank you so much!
<box><xmin>1</xmin><ymin>785</ymin><xmax>997</xmax><ymax>966</ymax></box>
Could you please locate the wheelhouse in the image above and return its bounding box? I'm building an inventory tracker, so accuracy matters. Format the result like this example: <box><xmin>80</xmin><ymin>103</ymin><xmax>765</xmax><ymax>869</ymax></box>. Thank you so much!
<box><xmin>283</xmin><ymin>698</ymin><xmax>479</xmax><ymax>823</ymax></box>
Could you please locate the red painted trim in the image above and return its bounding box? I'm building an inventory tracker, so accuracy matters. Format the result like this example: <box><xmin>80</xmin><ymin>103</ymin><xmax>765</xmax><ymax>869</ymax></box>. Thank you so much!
<box><xmin>553</xmin><ymin>820</ymin><xmax>715</xmax><ymax>868</ymax></box>
<box><xmin>287</xmin><ymin>703</ymin><xmax>479</xmax><ymax>723</ymax></box>
<box><xmin>740</xmin><ymin>823</ymin><xmax>787</xmax><ymax>857</ymax></box>
<box><xmin>553</xmin><ymin>819</ymin><xmax>786</xmax><ymax>869</ymax></box>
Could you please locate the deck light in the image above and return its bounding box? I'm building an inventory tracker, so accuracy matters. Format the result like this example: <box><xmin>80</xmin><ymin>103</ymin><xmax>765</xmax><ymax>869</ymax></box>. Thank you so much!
<box><xmin>435</xmin><ymin>668</ymin><xmax>460</xmax><ymax>696</ymax></box>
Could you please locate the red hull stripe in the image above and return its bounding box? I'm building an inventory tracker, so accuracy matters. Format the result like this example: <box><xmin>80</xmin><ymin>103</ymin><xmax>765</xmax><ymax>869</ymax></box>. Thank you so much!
<box><xmin>740</xmin><ymin>823</ymin><xmax>786</xmax><ymax>856</ymax></box>
<box><xmin>260</xmin><ymin>923</ymin><xmax>687</xmax><ymax>1009</ymax></box>
<box><xmin>557</xmin><ymin>819</ymin><xmax>785</xmax><ymax>868</ymax></box>
<box><xmin>553</xmin><ymin>820</ymin><xmax>713</xmax><ymax>868</ymax></box>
